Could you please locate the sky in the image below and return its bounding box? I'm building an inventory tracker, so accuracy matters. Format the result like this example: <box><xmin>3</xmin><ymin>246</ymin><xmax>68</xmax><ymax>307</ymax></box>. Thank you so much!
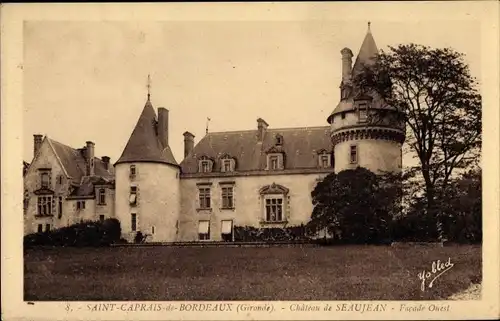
<box><xmin>23</xmin><ymin>19</ymin><xmax>481</xmax><ymax>165</ymax></box>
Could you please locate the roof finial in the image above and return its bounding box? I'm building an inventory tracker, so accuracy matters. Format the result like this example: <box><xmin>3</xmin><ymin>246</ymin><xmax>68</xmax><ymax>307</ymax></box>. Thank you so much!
<box><xmin>147</xmin><ymin>74</ymin><xmax>152</xmax><ymax>101</ymax></box>
<box><xmin>206</xmin><ymin>117</ymin><xmax>211</xmax><ymax>134</ymax></box>
<box><xmin>367</xmin><ymin>21</ymin><xmax>371</xmax><ymax>33</ymax></box>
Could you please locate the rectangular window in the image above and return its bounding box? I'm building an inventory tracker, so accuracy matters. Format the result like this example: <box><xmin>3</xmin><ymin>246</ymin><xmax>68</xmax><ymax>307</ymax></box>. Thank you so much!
<box><xmin>341</xmin><ymin>112</ymin><xmax>346</xmax><ymax>119</ymax></box>
<box><xmin>221</xmin><ymin>187</ymin><xmax>234</xmax><ymax>209</ymax></box>
<box><xmin>350</xmin><ymin>145</ymin><xmax>358</xmax><ymax>164</ymax></box>
<box><xmin>129</xmin><ymin>186</ymin><xmax>137</xmax><ymax>206</ymax></box>
<box><xmin>99</xmin><ymin>215</ymin><xmax>105</xmax><ymax>222</ymax></box>
<box><xmin>359</xmin><ymin>104</ymin><xmax>368</xmax><ymax>122</ymax></box>
<box><xmin>152</xmin><ymin>226</ymin><xmax>155</xmax><ymax>235</ymax></box>
<box><xmin>37</xmin><ymin>224</ymin><xmax>43</xmax><ymax>233</ymax></box>
<box><xmin>221</xmin><ymin>220</ymin><xmax>233</xmax><ymax>241</ymax></box>
<box><xmin>198</xmin><ymin>220</ymin><xmax>210</xmax><ymax>240</ymax></box>
<box><xmin>76</xmin><ymin>200</ymin><xmax>86</xmax><ymax>210</ymax></box>
<box><xmin>222</xmin><ymin>160</ymin><xmax>232</xmax><ymax>172</ymax></box>
<box><xmin>58</xmin><ymin>197</ymin><xmax>63</xmax><ymax>218</ymax></box>
<box><xmin>201</xmin><ymin>161</ymin><xmax>210</xmax><ymax>173</ymax></box>
<box><xmin>130</xmin><ymin>165</ymin><xmax>136</xmax><ymax>176</ymax></box>
<box><xmin>45</xmin><ymin>224</ymin><xmax>51</xmax><ymax>232</ymax></box>
<box><xmin>198</xmin><ymin>187</ymin><xmax>211</xmax><ymax>209</ymax></box>
<box><xmin>270</xmin><ymin>156</ymin><xmax>279</xmax><ymax>170</ymax></box>
<box><xmin>37</xmin><ymin>196</ymin><xmax>53</xmax><ymax>215</ymax></box>
<box><xmin>41</xmin><ymin>173</ymin><xmax>50</xmax><ymax>188</ymax></box>
<box><xmin>131</xmin><ymin>213</ymin><xmax>137</xmax><ymax>232</ymax></box>
<box><xmin>321</xmin><ymin>155</ymin><xmax>330</xmax><ymax>168</ymax></box>
<box><xmin>265</xmin><ymin>198</ymin><xmax>283</xmax><ymax>222</ymax></box>
<box><xmin>99</xmin><ymin>188</ymin><xmax>106</xmax><ymax>205</ymax></box>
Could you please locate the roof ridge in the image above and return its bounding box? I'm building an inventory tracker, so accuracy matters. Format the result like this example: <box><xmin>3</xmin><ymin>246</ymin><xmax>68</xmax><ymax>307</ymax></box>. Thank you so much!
<box><xmin>207</xmin><ymin>125</ymin><xmax>330</xmax><ymax>136</ymax></box>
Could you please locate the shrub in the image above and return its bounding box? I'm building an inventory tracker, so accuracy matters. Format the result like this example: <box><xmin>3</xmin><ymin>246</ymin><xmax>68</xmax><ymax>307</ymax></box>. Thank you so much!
<box><xmin>24</xmin><ymin>218</ymin><xmax>122</xmax><ymax>248</ymax></box>
<box><xmin>234</xmin><ymin>225</ymin><xmax>311</xmax><ymax>242</ymax></box>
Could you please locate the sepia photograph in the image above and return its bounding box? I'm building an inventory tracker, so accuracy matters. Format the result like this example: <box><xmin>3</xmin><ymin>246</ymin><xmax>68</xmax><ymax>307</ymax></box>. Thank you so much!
<box><xmin>2</xmin><ymin>2</ymin><xmax>499</xmax><ymax>320</ymax></box>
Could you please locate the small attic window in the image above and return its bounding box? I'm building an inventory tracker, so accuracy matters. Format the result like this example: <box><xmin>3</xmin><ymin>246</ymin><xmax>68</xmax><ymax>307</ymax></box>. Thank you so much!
<box><xmin>267</xmin><ymin>154</ymin><xmax>284</xmax><ymax>170</ymax></box>
<box><xmin>276</xmin><ymin>134</ymin><xmax>283</xmax><ymax>146</ymax></box>
<box><xmin>220</xmin><ymin>155</ymin><xmax>235</xmax><ymax>173</ymax></box>
<box><xmin>199</xmin><ymin>156</ymin><xmax>213</xmax><ymax>173</ymax></box>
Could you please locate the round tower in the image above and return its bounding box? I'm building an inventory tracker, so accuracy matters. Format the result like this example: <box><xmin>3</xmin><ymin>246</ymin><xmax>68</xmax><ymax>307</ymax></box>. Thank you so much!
<box><xmin>114</xmin><ymin>96</ymin><xmax>180</xmax><ymax>243</ymax></box>
<box><xmin>327</xmin><ymin>24</ymin><xmax>405</xmax><ymax>175</ymax></box>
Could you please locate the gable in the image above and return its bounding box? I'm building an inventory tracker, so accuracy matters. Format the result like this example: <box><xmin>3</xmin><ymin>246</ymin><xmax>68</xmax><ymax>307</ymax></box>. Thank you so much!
<box><xmin>24</xmin><ymin>138</ymin><xmax>68</xmax><ymax>190</ymax></box>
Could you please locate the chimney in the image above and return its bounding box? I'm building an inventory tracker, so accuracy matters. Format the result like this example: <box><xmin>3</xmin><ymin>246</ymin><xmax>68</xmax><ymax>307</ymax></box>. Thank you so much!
<box><xmin>101</xmin><ymin>156</ymin><xmax>110</xmax><ymax>170</ymax></box>
<box><xmin>157</xmin><ymin>108</ymin><xmax>169</xmax><ymax>148</ymax></box>
<box><xmin>33</xmin><ymin>134</ymin><xmax>43</xmax><ymax>157</ymax></box>
<box><xmin>183</xmin><ymin>131</ymin><xmax>195</xmax><ymax>158</ymax></box>
<box><xmin>86</xmin><ymin>141</ymin><xmax>95</xmax><ymax>176</ymax></box>
<box><xmin>341</xmin><ymin>47</ymin><xmax>354</xmax><ymax>83</ymax></box>
<box><xmin>257</xmin><ymin>118</ymin><xmax>269</xmax><ymax>142</ymax></box>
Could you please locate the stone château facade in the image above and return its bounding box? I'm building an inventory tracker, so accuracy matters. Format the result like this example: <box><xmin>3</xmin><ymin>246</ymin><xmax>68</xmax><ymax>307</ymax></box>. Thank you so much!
<box><xmin>23</xmin><ymin>25</ymin><xmax>404</xmax><ymax>242</ymax></box>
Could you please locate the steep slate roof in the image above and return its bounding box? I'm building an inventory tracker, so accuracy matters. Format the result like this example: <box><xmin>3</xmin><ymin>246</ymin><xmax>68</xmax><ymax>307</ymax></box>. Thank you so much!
<box><xmin>115</xmin><ymin>99</ymin><xmax>178</xmax><ymax>166</ymax></box>
<box><xmin>68</xmin><ymin>176</ymin><xmax>114</xmax><ymax>198</ymax></box>
<box><xmin>180</xmin><ymin>126</ymin><xmax>332</xmax><ymax>174</ymax></box>
<box><xmin>352</xmin><ymin>27</ymin><xmax>379</xmax><ymax>76</ymax></box>
<box><xmin>48</xmin><ymin>138</ymin><xmax>114</xmax><ymax>181</ymax></box>
<box><xmin>329</xmin><ymin>25</ymin><xmax>395</xmax><ymax>118</ymax></box>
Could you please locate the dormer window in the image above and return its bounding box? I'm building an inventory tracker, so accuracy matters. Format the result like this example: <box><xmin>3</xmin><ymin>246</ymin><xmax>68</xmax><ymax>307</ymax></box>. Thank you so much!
<box><xmin>275</xmin><ymin>134</ymin><xmax>283</xmax><ymax>146</ymax></box>
<box><xmin>198</xmin><ymin>156</ymin><xmax>213</xmax><ymax>173</ymax></box>
<box><xmin>320</xmin><ymin>154</ymin><xmax>331</xmax><ymax>168</ymax></box>
<box><xmin>359</xmin><ymin>104</ymin><xmax>368</xmax><ymax>122</ymax></box>
<box><xmin>220</xmin><ymin>155</ymin><xmax>235</xmax><ymax>173</ymax></box>
<box><xmin>268</xmin><ymin>154</ymin><xmax>283</xmax><ymax>170</ymax></box>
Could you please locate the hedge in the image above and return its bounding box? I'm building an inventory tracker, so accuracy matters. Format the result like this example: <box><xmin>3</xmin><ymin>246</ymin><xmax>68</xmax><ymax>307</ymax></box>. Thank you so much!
<box><xmin>24</xmin><ymin>218</ymin><xmax>122</xmax><ymax>248</ymax></box>
<box><xmin>234</xmin><ymin>225</ymin><xmax>313</xmax><ymax>242</ymax></box>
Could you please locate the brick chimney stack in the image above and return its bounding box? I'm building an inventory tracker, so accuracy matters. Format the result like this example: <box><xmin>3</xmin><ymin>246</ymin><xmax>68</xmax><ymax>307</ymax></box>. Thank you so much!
<box><xmin>86</xmin><ymin>141</ymin><xmax>95</xmax><ymax>176</ymax></box>
<box><xmin>257</xmin><ymin>118</ymin><xmax>269</xmax><ymax>142</ymax></box>
<box><xmin>33</xmin><ymin>134</ymin><xmax>43</xmax><ymax>157</ymax></box>
<box><xmin>183</xmin><ymin>131</ymin><xmax>195</xmax><ymax>158</ymax></box>
<box><xmin>157</xmin><ymin>108</ymin><xmax>169</xmax><ymax>148</ymax></box>
<box><xmin>341</xmin><ymin>47</ymin><xmax>353</xmax><ymax>84</ymax></box>
<box><xmin>101</xmin><ymin>156</ymin><xmax>110</xmax><ymax>170</ymax></box>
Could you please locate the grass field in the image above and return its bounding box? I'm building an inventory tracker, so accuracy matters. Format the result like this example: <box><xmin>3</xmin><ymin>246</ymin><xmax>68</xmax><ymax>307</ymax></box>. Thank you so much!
<box><xmin>24</xmin><ymin>244</ymin><xmax>481</xmax><ymax>301</ymax></box>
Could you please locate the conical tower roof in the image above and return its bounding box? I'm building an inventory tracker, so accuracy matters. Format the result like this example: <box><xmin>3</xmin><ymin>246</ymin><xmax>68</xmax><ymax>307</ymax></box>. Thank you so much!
<box><xmin>352</xmin><ymin>23</ymin><xmax>379</xmax><ymax>75</ymax></box>
<box><xmin>115</xmin><ymin>98</ymin><xmax>178</xmax><ymax>166</ymax></box>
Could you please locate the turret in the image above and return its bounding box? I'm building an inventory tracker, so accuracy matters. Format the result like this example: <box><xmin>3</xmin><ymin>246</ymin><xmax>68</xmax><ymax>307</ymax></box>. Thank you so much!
<box><xmin>114</xmin><ymin>81</ymin><xmax>180</xmax><ymax>243</ymax></box>
<box><xmin>328</xmin><ymin>23</ymin><xmax>405</xmax><ymax>174</ymax></box>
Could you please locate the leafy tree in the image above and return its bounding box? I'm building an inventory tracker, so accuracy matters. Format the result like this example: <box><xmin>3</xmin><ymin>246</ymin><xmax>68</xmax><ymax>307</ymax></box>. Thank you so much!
<box><xmin>439</xmin><ymin>167</ymin><xmax>482</xmax><ymax>243</ymax></box>
<box><xmin>307</xmin><ymin>167</ymin><xmax>400</xmax><ymax>244</ymax></box>
<box><xmin>354</xmin><ymin>44</ymin><xmax>481</xmax><ymax>240</ymax></box>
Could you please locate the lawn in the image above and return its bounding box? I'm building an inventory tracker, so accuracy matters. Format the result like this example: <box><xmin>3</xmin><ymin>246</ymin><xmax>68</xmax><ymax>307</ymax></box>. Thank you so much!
<box><xmin>24</xmin><ymin>244</ymin><xmax>481</xmax><ymax>301</ymax></box>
